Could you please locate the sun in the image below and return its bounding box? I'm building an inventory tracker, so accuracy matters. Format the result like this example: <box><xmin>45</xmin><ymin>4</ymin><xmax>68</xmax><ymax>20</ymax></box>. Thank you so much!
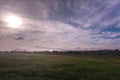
<box><xmin>5</xmin><ymin>16</ymin><xmax>22</xmax><ymax>29</ymax></box>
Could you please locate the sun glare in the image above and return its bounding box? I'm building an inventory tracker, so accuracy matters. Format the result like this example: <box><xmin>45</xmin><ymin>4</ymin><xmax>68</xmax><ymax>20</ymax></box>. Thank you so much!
<box><xmin>5</xmin><ymin>16</ymin><xmax>22</xmax><ymax>29</ymax></box>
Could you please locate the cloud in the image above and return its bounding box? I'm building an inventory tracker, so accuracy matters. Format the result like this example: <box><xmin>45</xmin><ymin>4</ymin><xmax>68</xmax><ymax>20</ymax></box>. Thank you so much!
<box><xmin>14</xmin><ymin>37</ymin><xmax>24</xmax><ymax>40</ymax></box>
<box><xmin>0</xmin><ymin>0</ymin><xmax>120</xmax><ymax>50</ymax></box>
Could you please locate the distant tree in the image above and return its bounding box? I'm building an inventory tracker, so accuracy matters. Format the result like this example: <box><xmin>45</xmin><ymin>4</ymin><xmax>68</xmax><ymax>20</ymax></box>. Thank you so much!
<box><xmin>115</xmin><ymin>49</ymin><xmax>120</xmax><ymax>55</ymax></box>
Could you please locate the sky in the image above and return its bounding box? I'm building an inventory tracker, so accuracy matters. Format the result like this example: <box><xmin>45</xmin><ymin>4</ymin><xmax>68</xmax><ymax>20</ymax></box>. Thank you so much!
<box><xmin>0</xmin><ymin>0</ymin><xmax>120</xmax><ymax>51</ymax></box>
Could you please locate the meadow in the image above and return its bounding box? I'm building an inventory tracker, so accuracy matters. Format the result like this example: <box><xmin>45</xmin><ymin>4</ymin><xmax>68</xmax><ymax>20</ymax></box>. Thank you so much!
<box><xmin>0</xmin><ymin>53</ymin><xmax>120</xmax><ymax>80</ymax></box>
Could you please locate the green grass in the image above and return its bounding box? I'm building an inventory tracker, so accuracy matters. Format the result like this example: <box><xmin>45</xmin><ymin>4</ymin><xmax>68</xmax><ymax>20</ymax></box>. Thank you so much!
<box><xmin>0</xmin><ymin>53</ymin><xmax>120</xmax><ymax>80</ymax></box>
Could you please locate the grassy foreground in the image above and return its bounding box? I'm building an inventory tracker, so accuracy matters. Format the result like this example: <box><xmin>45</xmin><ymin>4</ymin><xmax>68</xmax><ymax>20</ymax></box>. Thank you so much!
<box><xmin>0</xmin><ymin>53</ymin><xmax>120</xmax><ymax>80</ymax></box>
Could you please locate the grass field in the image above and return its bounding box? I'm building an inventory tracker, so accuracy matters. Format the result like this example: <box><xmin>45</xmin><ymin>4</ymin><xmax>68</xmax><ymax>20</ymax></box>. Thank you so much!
<box><xmin>0</xmin><ymin>53</ymin><xmax>120</xmax><ymax>80</ymax></box>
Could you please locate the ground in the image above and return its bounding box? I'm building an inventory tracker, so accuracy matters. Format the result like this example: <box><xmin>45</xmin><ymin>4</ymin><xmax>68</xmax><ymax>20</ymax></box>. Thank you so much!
<box><xmin>0</xmin><ymin>53</ymin><xmax>120</xmax><ymax>80</ymax></box>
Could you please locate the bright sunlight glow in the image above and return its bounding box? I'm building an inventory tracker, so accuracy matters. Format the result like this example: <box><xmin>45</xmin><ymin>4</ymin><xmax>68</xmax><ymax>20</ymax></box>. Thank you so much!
<box><xmin>5</xmin><ymin>16</ymin><xmax>22</xmax><ymax>29</ymax></box>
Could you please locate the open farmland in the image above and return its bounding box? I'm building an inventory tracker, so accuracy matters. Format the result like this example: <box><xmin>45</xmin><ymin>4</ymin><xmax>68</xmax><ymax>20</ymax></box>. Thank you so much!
<box><xmin>0</xmin><ymin>53</ymin><xmax>120</xmax><ymax>80</ymax></box>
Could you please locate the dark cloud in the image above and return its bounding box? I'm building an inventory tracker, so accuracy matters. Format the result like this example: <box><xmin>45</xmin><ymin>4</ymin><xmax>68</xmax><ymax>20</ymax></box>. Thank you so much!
<box><xmin>14</xmin><ymin>37</ymin><xmax>24</xmax><ymax>40</ymax></box>
<box><xmin>31</xmin><ymin>30</ymin><xmax>45</xmax><ymax>34</ymax></box>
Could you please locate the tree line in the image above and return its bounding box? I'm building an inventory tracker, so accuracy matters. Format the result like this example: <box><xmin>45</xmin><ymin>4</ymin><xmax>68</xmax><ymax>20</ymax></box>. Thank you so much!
<box><xmin>0</xmin><ymin>49</ymin><xmax>120</xmax><ymax>56</ymax></box>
